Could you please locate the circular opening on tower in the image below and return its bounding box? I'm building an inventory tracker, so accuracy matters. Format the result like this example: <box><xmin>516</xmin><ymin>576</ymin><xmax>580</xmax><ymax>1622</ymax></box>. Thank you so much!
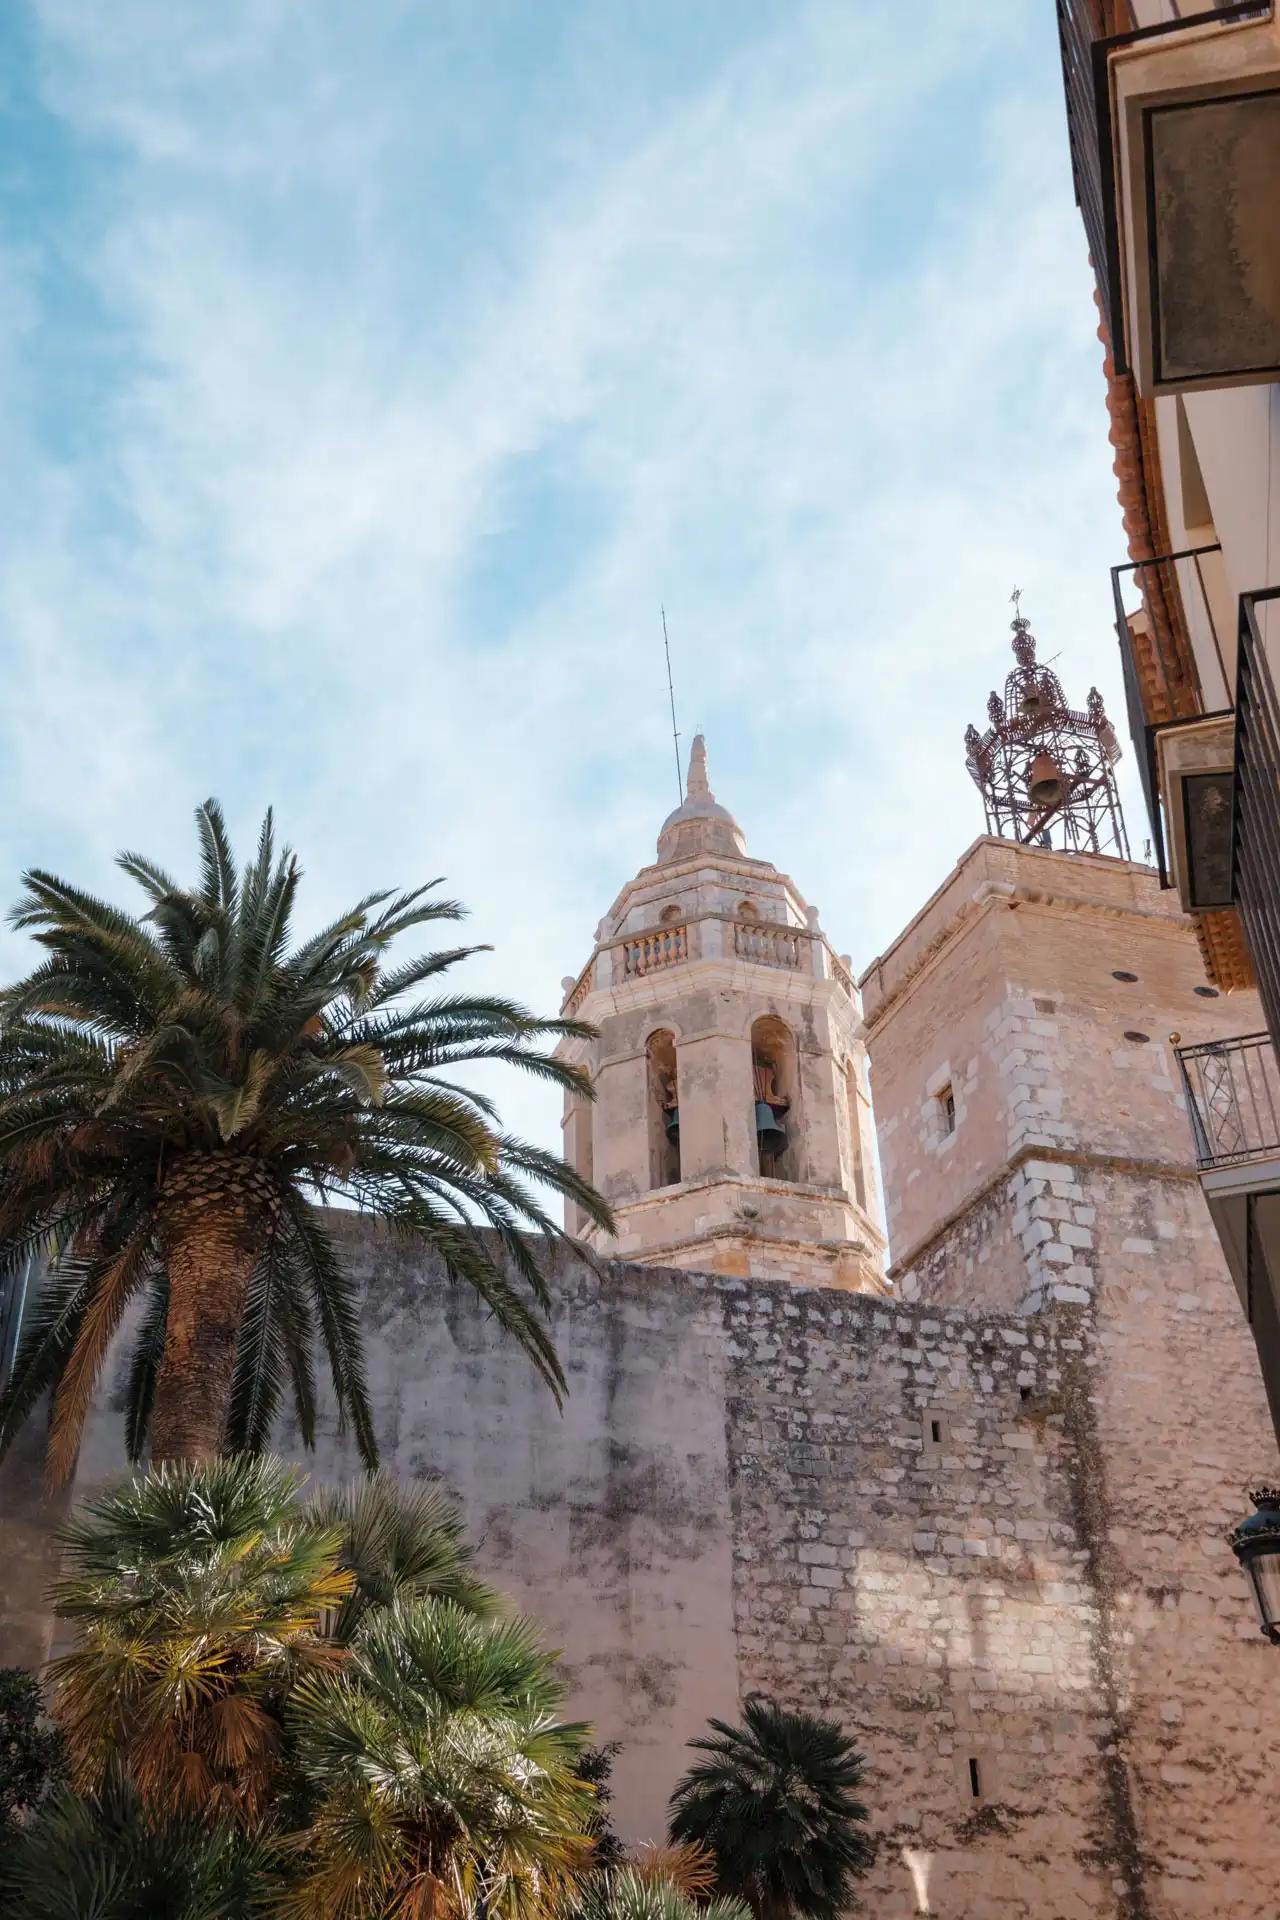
<box><xmin>1194</xmin><ymin>986</ymin><xmax>1220</xmax><ymax>999</ymax></box>
<box><xmin>1123</xmin><ymin>1030</ymin><xmax>1150</xmax><ymax>1045</ymax></box>
<box><xmin>1112</xmin><ymin>970</ymin><xmax>1139</xmax><ymax>983</ymax></box>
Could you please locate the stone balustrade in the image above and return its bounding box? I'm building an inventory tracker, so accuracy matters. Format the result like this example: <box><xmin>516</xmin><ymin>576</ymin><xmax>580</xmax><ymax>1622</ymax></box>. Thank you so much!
<box><xmin>562</xmin><ymin>913</ymin><xmax>857</xmax><ymax>1007</ymax></box>
<box><xmin>622</xmin><ymin>923</ymin><xmax>688</xmax><ymax>979</ymax></box>
<box><xmin>562</xmin><ymin>963</ymin><xmax>594</xmax><ymax>1016</ymax></box>
<box><xmin>733</xmin><ymin>918</ymin><xmax>804</xmax><ymax>970</ymax></box>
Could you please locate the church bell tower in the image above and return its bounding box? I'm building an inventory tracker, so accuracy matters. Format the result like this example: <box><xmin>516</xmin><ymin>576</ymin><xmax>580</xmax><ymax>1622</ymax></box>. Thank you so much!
<box><xmin>557</xmin><ymin>736</ymin><xmax>886</xmax><ymax>1292</ymax></box>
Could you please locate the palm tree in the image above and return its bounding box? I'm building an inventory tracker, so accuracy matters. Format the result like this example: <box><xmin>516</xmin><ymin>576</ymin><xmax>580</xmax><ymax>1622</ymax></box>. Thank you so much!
<box><xmin>310</xmin><ymin>1470</ymin><xmax>499</xmax><ymax>1643</ymax></box>
<box><xmin>668</xmin><ymin>1696</ymin><xmax>875</xmax><ymax>1920</ymax></box>
<box><xmin>1</xmin><ymin>1779</ymin><xmax>284</xmax><ymax>1920</ymax></box>
<box><xmin>284</xmin><ymin>1596</ymin><xmax>594</xmax><ymax>1920</ymax></box>
<box><xmin>0</xmin><ymin>800</ymin><xmax>611</xmax><ymax>1474</ymax></box>
<box><xmin>44</xmin><ymin>1458</ymin><xmax>501</xmax><ymax>1829</ymax></box>
<box><xmin>46</xmin><ymin>1456</ymin><xmax>353</xmax><ymax>1826</ymax></box>
<box><xmin>579</xmin><ymin>1864</ymin><xmax>752</xmax><ymax>1920</ymax></box>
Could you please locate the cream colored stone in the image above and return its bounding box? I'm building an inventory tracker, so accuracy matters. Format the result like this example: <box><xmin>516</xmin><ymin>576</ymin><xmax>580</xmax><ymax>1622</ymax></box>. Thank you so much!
<box><xmin>557</xmin><ymin>736</ymin><xmax>885</xmax><ymax>1292</ymax></box>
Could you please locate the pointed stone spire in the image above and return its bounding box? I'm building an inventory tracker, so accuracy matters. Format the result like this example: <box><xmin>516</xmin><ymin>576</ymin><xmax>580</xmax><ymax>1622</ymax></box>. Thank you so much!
<box><xmin>657</xmin><ymin>730</ymin><xmax>746</xmax><ymax>863</ymax></box>
<box><xmin>686</xmin><ymin>733</ymin><xmax>712</xmax><ymax>800</ymax></box>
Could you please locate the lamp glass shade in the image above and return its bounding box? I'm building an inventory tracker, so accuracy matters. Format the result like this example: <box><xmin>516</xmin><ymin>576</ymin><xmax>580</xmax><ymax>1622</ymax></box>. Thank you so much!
<box><xmin>1243</xmin><ymin>1549</ymin><xmax>1280</xmax><ymax>1641</ymax></box>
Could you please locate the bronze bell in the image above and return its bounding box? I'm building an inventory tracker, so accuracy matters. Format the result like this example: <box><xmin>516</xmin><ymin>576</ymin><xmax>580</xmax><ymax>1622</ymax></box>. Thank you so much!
<box><xmin>1027</xmin><ymin>751</ymin><xmax>1065</xmax><ymax>809</ymax></box>
<box><xmin>1019</xmin><ymin>684</ymin><xmax>1046</xmax><ymax>718</ymax></box>
<box><xmin>755</xmin><ymin>1100</ymin><xmax>787</xmax><ymax>1153</ymax></box>
<box><xmin>664</xmin><ymin>1105</ymin><xmax>680</xmax><ymax>1142</ymax></box>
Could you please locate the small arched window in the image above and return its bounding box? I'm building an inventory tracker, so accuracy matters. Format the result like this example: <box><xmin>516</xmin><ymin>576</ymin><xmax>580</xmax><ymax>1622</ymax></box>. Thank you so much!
<box><xmin>646</xmin><ymin>1029</ymin><xmax>681</xmax><ymax>1189</ymax></box>
<box><xmin>737</xmin><ymin>899</ymin><xmax>759</xmax><ymax>920</ymax></box>
<box><xmin>659</xmin><ymin>903</ymin><xmax>682</xmax><ymax>924</ymax></box>
<box><xmin>750</xmin><ymin>1014</ymin><xmax>800</xmax><ymax>1181</ymax></box>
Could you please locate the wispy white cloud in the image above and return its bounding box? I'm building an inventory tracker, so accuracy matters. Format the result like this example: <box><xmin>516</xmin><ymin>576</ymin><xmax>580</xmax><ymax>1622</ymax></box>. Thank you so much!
<box><xmin>1</xmin><ymin>0</ymin><xmax>1135</xmax><ymax>1158</ymax></box>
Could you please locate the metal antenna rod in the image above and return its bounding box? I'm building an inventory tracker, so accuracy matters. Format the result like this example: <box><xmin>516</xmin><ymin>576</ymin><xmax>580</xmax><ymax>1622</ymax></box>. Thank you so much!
<box><xmin>662</xmin><ymin>607</ymin><xmax>683</xmax><ymax>802</ymax></box>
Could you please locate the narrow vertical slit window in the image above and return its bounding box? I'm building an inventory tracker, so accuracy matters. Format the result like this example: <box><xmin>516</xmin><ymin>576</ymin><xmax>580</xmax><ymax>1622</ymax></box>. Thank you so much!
<box><xmin>968</xmin><ymin>1757</ymin><xmax>982</xmax><ymax>1800</ymax></box>
<box><xmin>939</xmin><ymin>1085</ymin><xmax>956</xmax><ymax>1136</ymax></box>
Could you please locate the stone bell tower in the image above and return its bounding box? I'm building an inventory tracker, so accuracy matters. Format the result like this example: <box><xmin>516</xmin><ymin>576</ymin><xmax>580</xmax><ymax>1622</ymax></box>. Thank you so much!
<box><xmin>557</xmin><ymin>735</ymin><xmax>886</xmax><ymax>1292</ymax></box>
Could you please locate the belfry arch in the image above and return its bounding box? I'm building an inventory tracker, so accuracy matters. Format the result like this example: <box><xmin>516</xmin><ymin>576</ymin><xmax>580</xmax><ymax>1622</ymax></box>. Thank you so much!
<box><xmin>645</xmin><ymin>1028</ymin><xmax>681</xmax><ymax>1189</ymax></box>
<box><xmin>751</xmin><ymin>1014</ymin><xmax>799</xmax><ymax>1182</ymax></box>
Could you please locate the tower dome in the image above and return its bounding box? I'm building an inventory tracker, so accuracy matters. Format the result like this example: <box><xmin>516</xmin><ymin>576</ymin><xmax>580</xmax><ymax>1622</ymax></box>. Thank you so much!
<box><xmin>656</xmin><ymin>734</ymin><xmax>747</xmax><ymax>863</ymax></box>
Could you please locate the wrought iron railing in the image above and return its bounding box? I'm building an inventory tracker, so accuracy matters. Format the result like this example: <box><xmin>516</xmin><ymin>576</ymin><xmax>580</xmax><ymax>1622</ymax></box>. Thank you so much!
<box><xmin>1110</xmin><ymin>543</ymin><xmax>1231</xmax><ymax>881</ymax></box>
<box><xmin>1177</xmin><ymin>1032</ymin><xmax>1280</xmax><ymax>1169</ymax></box>
<box><xmin>1056</xmin><ymin>1</ymin><xmax>1272</xmax><ymax>373</ymax></box>
<box><xmin>1233</xmin><ymin>589</ymin><xmax>1280</xmax><ymax>1042</ymax></box>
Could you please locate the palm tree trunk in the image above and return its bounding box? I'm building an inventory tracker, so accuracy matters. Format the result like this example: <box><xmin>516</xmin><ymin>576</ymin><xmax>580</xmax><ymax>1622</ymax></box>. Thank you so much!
<box><xmin>149</xmin><ymin>1154</ymin><xmax>276</xmax><ymax>1467</ymax></box>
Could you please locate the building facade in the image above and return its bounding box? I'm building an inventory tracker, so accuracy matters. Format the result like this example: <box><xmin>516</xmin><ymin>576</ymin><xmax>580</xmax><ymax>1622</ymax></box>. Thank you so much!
<box><xmin>2</xmin><ymin>738</ymin><xmax>1277</xmax><ymax>1917</ymax></box>
<box><xmin>1055</xmin><ymin>0</ymin><xmax>1280</xmax><ymax>1433</ymax></box>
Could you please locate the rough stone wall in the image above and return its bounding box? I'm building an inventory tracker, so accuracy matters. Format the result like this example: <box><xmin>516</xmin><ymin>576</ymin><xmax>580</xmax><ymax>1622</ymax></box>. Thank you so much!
<box><xmin>862</xmin><ymin>837</ymin><xmax>1280</xmax><ymax>1919</ymax></box>
<box><xmin>720</xmin><ymin>1281</ymin><xmax>1118</xmax><ymax>1920</ymax></box>
<box><xmin>0</xmin><ymin>1226</ymin><xmax>1160</xmax><ymax>1916</ymax></box>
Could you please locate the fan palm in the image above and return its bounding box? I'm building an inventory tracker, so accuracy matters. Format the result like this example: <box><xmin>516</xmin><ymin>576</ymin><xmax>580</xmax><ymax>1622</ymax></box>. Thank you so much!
<box><xmin>46</xmin><ymin>1456</ymin><xmax>353</xmax><ymax>1825</ymax></box>
<box><xmin>310</xmin><ymin>1470</ymin><xmax>499</xmax><ymax>1644</ymax></box>
<box><xmin>284</xmin><ymin>1596</ymin><xmax>594</xmax><ymax>1920</ymax></box>
<box><xmin>1</xmin><ymin>1780</ymin><xmax>284</xmax><ymax>1920</ymax></box>
<box><xmin>668</xmin><ymin>1696</ymin><xmax>875</xmax><ymax>1920</ymax></box>
<box><xmin>579</xmin><ymin>1864</ymin><xmax>752</xmax><ymax>1920</ymax></box>
<box><xmin>0</xmin><ymin>799</ymin><xmax>610</xmax><ymax>1474</ymax></box>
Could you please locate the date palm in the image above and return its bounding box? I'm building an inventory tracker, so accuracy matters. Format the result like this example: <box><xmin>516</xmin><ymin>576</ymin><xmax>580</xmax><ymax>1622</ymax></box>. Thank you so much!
<box><xmin>668</xmin><ymin>1697</ymin><xmax>875</xmax><ymax>1920</ymax></box>
<box><xmin>0</xmin><ymin>800</ymin><xmax>610</xmax><ymax>1474</ymax></box>
<box><xmin>284</xmin><ymin>1596</ymin><xmax>594</xmax><ymax>1920</ymax></box>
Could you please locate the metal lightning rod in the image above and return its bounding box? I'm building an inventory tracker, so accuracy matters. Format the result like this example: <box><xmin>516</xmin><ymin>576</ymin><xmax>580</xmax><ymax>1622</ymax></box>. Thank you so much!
<box><xmin>662</xmin><ymin>607</ymin><xmax>684</xmax><ymax>802</ymax></box>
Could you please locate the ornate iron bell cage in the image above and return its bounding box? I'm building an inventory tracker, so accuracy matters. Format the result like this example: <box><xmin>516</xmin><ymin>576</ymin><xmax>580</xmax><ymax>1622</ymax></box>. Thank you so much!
<box><xmin>964</xmin><ymin>602</ymin><xmax>1130</xmax><ymax>860</ymax></box>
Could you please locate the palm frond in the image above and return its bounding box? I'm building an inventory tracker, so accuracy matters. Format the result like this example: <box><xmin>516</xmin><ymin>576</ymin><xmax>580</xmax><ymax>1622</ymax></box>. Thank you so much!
<box><xmin>124</xmin><ymin>1270</ymin><xmax>169</xmax><ymax>1464</ymax></box>
<box><xmin>48</xmin><ymin>1224</ymin><xmax>158</xmax><ymax>1487</ymax></box>
<box><xmin>279</xmin><ymin>1194</ymin><xmax>378</xmax><ymax>1469</ymax></box>
<box><xmin>0</xmin><ymin>1262</ymin><xmax>92</xmax><ymax>1456</ymax></box>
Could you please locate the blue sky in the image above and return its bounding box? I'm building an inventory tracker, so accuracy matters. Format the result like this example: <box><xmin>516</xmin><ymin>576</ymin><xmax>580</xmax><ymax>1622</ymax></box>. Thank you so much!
<box><xmin>0</xmin><ymin>0</ymin><xmax>1140</xmax><ymax>1159</ymax></box>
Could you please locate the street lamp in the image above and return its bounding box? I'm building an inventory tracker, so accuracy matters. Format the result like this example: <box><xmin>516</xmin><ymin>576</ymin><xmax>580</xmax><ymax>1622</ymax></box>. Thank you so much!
<box><xmin>1229</xmin><ymin>1487</ymin><xmax>1280</xmax><ymax>1643</ymax></box>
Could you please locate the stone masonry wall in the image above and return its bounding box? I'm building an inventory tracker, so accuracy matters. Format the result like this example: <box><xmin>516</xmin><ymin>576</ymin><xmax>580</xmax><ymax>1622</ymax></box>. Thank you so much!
<box><xmin>2</xmin><ymin>1225</ymin><xmax>1160</xmax><ymax>1919</ymax></box>
<box><xmin>861</xmin><ymin>838</ymin><xmax>1280</xmax><ymax>1919</ymax></box>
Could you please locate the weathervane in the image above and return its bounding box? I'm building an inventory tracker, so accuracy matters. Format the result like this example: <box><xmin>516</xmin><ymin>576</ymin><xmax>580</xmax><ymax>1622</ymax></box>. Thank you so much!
<box><xmin>964</xmin><ymin>593</ymin><xmax>1130</xmax><ymax>859</ymax></box>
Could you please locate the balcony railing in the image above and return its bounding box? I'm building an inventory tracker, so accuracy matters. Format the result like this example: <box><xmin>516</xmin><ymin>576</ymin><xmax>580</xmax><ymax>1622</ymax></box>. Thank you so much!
<box><xmin>622</xmin><ymin>924</ymin><xmax>688</xmax><ymax>979</ymax></box>
<box><xmin>733</xmin><ymin>920</ymin><xmax>804</xmax><ymax>970</ymax></box>
<box><xmin>1111</xmin><ymin>542</ymin><xmax>1231</xmax><ymax>882</ymax></box>
<box><xmin>1233</xmin><ymin>589</ymin><xmax>1280</xmax><ymax>1042</ymax></box>
<box><xmin>1177</xmin><ymin>1031</ymin><xmax>1280</xmax><ymax>1170</ymax></box>
<box><xmin>1056</xmin><ymin>2</ymin><xmax>1272</xmax><ymax>373</ymax></box>
<box><xmin>561</xmin><ymin>913</ymin><xmax>857</xmax><ymax>1008</ymax></box>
